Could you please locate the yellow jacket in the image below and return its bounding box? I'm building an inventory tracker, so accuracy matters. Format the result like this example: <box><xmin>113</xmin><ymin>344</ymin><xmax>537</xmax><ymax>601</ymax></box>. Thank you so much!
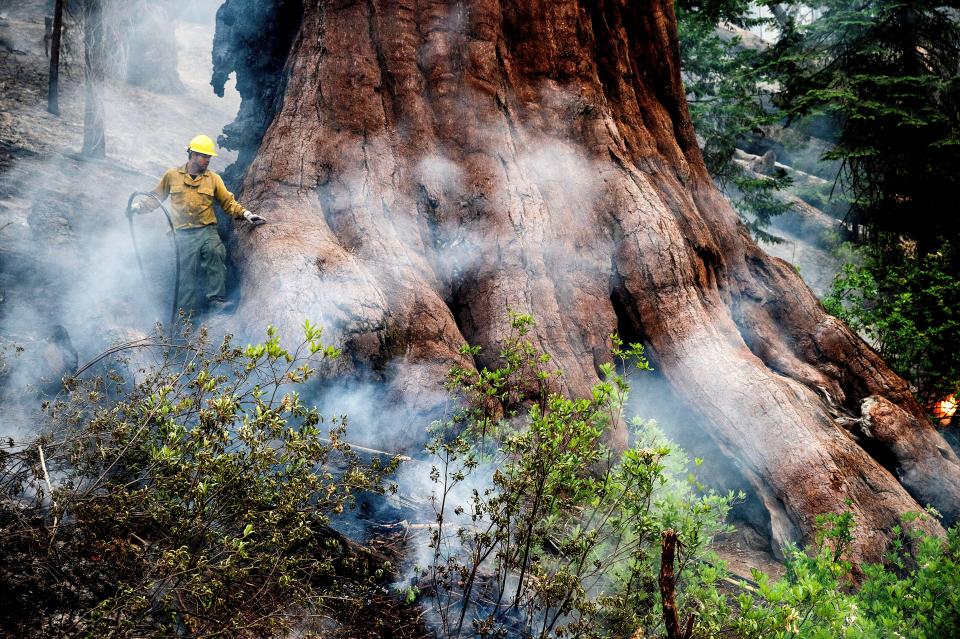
<box><xmin>143</xmin><ymin>165</ymin><xmax>246</xmax><ymax>229</ymax></box>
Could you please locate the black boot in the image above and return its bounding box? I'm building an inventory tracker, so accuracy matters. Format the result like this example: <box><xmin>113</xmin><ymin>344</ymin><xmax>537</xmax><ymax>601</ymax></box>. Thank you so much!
<box><xmin>207</xmin><ymin>297</ymin><xmax>236</xmax><ymax>315</ymax></box>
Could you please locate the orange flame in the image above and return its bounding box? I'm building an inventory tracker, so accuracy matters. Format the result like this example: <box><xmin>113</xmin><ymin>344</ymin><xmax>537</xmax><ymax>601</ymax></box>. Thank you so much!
<box><xmin>935</xmin><ymin>394</ymin><xmax>957</xmax><ymax>424</ymax></box>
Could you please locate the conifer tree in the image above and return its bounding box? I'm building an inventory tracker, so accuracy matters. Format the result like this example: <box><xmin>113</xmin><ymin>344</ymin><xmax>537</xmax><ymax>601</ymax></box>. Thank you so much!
<box><xmin>769</xmin><ymin>0</ymin><xmax>960</xmax><ymax>257</ymax></box>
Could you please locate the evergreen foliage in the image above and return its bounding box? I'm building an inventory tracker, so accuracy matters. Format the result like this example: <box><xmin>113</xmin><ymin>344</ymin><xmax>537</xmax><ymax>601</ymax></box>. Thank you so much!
<box><xmin>677</xmin><ymin>0</ymin><xmax>770</xmax><ymax>183</ymax></box>
<box><xmin>824</xmin><ymin>243</ymin><xmax>960</xmax><ymax>409</ymax></box>
<box><xmin>767</xmin><ymin>0</ymin><xmax>960</xmax><ymax>412</ymax></box>
<box><xmin>768</xmin><ymin>0</ymin><xmax>960</xmax><ymax>255</ymax></box>
<box><xmin>677</xmin><ymin>0</ymin><xmax>794</xmax><ymax>242</ymax></box>
<box><xmin>676</xmin><ymin>0</ymin><xmax>960</xmax><ymax>413</ymax></box>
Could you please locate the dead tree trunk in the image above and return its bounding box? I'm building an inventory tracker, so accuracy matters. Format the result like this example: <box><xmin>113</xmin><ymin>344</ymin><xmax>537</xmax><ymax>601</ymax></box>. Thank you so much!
<box><xmin>80</xmin><ymin>0</ymin><xmax>105</xmax><ymax>159</ymax></box>
<box><xmin>212</xmin><ymin>0</ymin><xmax>960</xmax><ymax>564</ymax></box>
<box><xmin>46</xmin><ymin>0</ymin><xmax>65</xmax><ymax>115</ymax></box>
<box><xmin>124</xmin><ymin>0</ymin><xmax>185</xmax><ymax>94</ymax></box>
<box><xmin>659</xmin><ymin>529</ymin><xmax>694</xmax><ymax>639</ymax></box>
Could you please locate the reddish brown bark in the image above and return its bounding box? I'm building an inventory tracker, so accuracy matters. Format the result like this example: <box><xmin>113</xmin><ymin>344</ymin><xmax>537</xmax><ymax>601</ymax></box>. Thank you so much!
<box><xmin>659</xmin><ymin>529</ymin><xmax>694</xmax><ymax>639</ymax></box>
<box><xmin>217</xmin><ymin>0</ymin><xmax>960</xmax><ymax>562</ymax></box>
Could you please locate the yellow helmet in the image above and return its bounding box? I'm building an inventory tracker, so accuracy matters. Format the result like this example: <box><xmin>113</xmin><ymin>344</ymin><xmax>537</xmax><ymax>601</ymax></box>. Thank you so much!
<box><xmin>187</xmin><ymin>134</ymin><xmax>218</xmax><ymax>157</ymax></box>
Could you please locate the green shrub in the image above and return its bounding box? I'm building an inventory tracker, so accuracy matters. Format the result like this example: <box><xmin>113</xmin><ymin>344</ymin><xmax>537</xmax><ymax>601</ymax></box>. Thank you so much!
<box><xmin>4</xmin><ymin>317</ymin><xmax>957</xmax><ymax>638</ymax></box>
<box><xmin>697</xmin><ymin>509</ymin><xmax>960</xmax><ymax>639</ymax></box>
<box><xmin>823</xmin><ymin>244</ymin><xmax>960</xmax><ymax>412</ymax></box>
<box><xmin>420</xmin><ymin>312</ymin><xmax>738</xmax><ymax>638</ymax></box>
<box><xmin>676</xmin><ymin>0</ymin><xmax>794</xmax><ymax>240</ymax></box>
<box><xmin>0</xmin><ymin>323</ymin><xmax>396</xmax><ymax>638</ymax></box>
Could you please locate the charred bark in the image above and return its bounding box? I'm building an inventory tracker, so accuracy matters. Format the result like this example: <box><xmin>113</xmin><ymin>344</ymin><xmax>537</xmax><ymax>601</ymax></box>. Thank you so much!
<box><xmin>211</xmin><ymin>0</ymin><xmax>304</xmax><ymax>188</ymax></box>
<box><xmin>46</xmin><ymin>0</ymin><xmax>65</xmax><ymax>115</ymax></box>
<box><xmin>213</xmin><ymin>0</ymin><xmax>960</xmax><ymax>563</ymax></box>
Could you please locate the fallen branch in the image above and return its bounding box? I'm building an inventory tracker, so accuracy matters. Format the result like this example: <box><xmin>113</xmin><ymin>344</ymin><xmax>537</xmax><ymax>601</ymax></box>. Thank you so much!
<box><xmin>38</xmin><ymin>444</ymin><xmax>59</xmax><ymax>541</ymax></box>
<box><xmin>320</xmin><ymin>438</ymin><xmax>411</xmax><ymax>463</ymax></box>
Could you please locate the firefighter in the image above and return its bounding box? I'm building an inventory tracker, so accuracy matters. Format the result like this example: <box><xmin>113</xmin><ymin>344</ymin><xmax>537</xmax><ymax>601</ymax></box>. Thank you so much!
<box><xmin>130</xmin><ymin>134</ymin><xmax>266</xmax><ymax>316</ymax></box>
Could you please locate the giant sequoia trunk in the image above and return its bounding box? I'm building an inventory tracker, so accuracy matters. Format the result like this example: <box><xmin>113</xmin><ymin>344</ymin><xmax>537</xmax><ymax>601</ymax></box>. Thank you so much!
<box><xmin>212</xmin><ymin>0</ymin><xmax>960</xmax><ymax>562</ymax></box>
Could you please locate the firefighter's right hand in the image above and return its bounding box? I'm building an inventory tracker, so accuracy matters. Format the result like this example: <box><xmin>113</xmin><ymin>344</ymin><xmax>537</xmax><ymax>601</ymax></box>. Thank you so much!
<box><xmin>128</xmin><ymin>201</ymin><xmax>148</xmax><ymax>216</ymax></box>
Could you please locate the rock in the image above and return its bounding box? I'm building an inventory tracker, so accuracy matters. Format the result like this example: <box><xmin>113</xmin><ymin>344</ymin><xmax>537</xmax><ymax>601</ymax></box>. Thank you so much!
<box><xmin>752</xmin><ymin>149</ymin><xmax>777</xmax><ymax>175</ymax></box>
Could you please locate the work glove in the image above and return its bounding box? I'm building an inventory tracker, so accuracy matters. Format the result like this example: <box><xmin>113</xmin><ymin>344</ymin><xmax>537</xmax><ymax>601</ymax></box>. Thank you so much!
<box><xmin>128</xmin><ymin>201</ymin><xmax>148</xmax><ymax>217</ymax></box>
<box><xmin>243</xmin><ymin>210</ymin><xmax>267</xmax><ymax>226</ymax></box>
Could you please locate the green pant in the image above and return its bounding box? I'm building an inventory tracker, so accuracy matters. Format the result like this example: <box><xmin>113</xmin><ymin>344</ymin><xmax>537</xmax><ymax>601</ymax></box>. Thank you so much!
<box><xmin>175</xmin><ymin>224</ymin><xmax>226</xmax><ymax>316</ymax></box>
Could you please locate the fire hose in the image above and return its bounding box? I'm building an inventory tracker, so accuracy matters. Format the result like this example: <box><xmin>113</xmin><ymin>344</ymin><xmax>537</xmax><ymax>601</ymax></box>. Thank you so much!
<box><xmin>126</xmin><ymin>191</ymin><xmax>180</xmax><ymax>331</ymax></box>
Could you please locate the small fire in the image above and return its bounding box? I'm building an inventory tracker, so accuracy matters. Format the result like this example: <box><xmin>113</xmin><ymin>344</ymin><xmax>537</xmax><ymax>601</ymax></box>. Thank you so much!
<box><xmin>935</xmin><ymin>394</ymin><xmax>958</xmax><ymax>424</ymax></box>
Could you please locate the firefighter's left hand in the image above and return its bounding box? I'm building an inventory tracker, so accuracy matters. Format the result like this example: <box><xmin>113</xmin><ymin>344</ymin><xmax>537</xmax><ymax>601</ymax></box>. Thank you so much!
<box><xmin>243</xmin><ymin>210</ymin><xmax>267</xmax><ymax>226</ymax></box>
